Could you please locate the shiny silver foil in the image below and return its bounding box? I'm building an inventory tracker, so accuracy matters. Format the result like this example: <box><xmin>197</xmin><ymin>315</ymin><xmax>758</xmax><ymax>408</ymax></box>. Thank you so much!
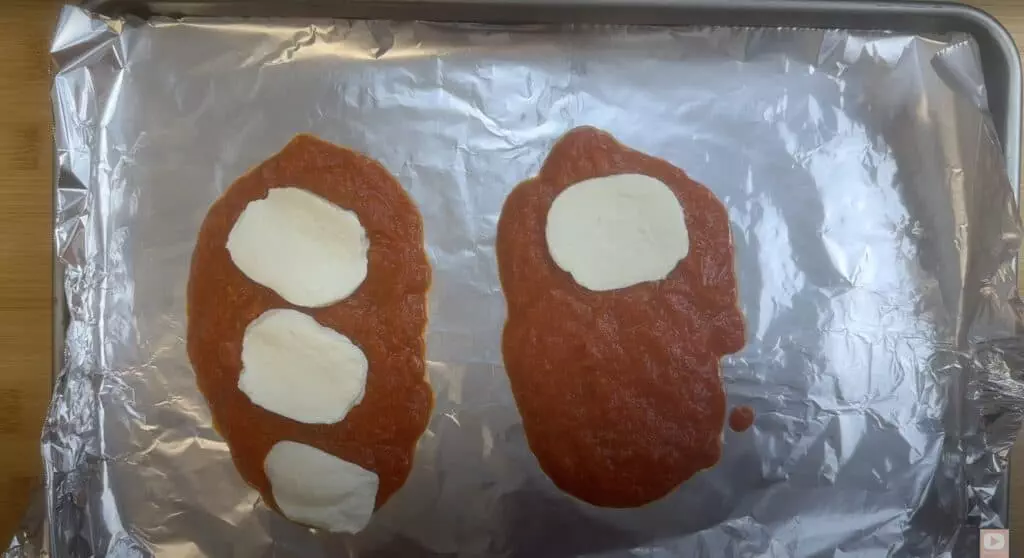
<box><xmin>15</xmin><ymin>5</ymin><xmax>1024</xmax><ymax>557</ymax></box>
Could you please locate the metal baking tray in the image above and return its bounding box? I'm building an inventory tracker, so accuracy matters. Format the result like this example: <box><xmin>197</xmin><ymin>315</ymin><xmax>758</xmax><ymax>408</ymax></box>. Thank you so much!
<box><xmin>70</xmin><ymin>0</ymin><xmax>1023</xmax><ymax>528</ymax></box>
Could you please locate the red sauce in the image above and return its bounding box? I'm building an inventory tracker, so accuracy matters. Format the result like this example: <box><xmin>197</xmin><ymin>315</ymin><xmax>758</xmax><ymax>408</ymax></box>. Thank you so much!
<box><xmin>496</xmin><ymin>127</ymin><xmax>745</xmax><ymax>508</ymax></box>
<box><xmin>729</xmin><ymin>406</ymin><xmax>755</xmax><ymax>432</ymax></box>
<box><xmin>187</xmin><ymin>134</ymin><xmax>432</xmax><ymax>512</ymax></box>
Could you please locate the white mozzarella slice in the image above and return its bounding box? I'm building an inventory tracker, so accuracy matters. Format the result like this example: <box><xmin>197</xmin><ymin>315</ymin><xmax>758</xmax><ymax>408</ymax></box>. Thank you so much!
<box><xmin>227</xmin><ymin>187</ymin><xmax>368</xmax><ymax>308</ymax></box>
<box><xmin>545</xmin><ymin>174</ymin><xmax>689</xmax><ymax>291</ymax></box>
<box><xmin>239</xmin><ymin>308</ymin><xmax>368</xmax><ymax>425</ymax></box>
<box><xmin>264</xmin><ymin>441</ymin><xmax>378</xmax><ymax>533</ymax></box>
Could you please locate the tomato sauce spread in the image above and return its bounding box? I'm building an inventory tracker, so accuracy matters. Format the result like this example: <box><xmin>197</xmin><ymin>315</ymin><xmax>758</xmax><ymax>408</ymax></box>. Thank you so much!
<box><xmin>187</xmin><ymin>134</ymin><xmax>432</xmax><ymax>511</ymax></box>
<box><xmin>496</xmin><ymin>127</ymin><xmax>746</xmax><ymax>508</ymax></box>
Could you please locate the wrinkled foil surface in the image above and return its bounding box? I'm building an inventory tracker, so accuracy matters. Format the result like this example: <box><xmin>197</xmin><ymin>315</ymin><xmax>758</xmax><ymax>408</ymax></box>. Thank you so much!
<box><xmin>14</xmin><ymin>5</ymin><xmax>1024</xmax><ymax>557</ymax></box>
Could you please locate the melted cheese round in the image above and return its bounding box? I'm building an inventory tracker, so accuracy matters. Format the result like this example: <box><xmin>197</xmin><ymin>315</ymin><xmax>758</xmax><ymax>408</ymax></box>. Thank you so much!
<box><xmin>227</xmin><ymin>187</ymin><xmax>368</xmax><ymax>307</ymax></box>
<box><xmin>239</xmin><ymin>309</ymin><xmax>368</xmax><ymax>425</ymax></box>
<box><xmin>545</xmin><ymin>174</ymin><xmax>689</xmax><ymax>291</ymax></box>
<box><xmin>264</xmin><ymin>441</ymin><xmax>378</xmax><ymax>533</ymax></box>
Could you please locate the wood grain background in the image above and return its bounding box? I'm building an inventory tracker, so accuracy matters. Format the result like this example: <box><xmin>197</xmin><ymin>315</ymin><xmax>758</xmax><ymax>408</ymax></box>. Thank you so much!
<box><xmin>2</xmin><ymin>0</ymin><xmax>1024</xmax><ymax>550</ymax></box>
<box><xmin>0</xmin><ymin>0</ymin><xmax>61</xmax><ymax>544</ymax></box>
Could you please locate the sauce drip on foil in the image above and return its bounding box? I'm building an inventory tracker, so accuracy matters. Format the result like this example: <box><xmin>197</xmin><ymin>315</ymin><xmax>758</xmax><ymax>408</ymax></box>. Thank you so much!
<box><xmin>729</xmin><ymin>406</ymin><xmax>755</xmax><ymax>432</ymax></box>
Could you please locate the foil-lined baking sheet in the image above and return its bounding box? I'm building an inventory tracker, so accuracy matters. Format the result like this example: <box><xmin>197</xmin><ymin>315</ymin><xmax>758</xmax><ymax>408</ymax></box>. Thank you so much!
<box><xmin>11</xmin><ymin>5</ymin><xmax>1024</xmax><ymax>557</ymax></box>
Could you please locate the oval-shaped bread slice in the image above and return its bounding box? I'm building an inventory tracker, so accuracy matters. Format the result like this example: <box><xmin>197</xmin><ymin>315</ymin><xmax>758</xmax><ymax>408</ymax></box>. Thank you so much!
<box><xmin>187</xmin><ymin>134</ymin><xmax>432</xmax><ymax>518</ymax></box>
<box><xmin>496</xmin><ymin>127</ymin><xmax>745</xmax><ymax>508</ymax></box>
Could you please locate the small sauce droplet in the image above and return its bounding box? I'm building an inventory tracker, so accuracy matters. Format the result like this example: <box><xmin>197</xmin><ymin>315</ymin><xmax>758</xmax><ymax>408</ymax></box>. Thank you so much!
<box><xmin>729</xmin><ymin>406</ymin><xmax>755</xmax><ymax>432</ymax></box>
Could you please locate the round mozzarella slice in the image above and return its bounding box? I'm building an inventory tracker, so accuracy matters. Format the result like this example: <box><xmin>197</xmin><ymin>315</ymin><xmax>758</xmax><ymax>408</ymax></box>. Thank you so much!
<box><xmin>227</xmin><ymin>187</ymin><xmax>368</xmax><ymax>308</ymax></box>
<box><xmin>239</xmin><ymin>309</ymin><xmax>368</xmax><ymax>425</ymax></box>
<box><xmin>545</xmin><ymin>174</ymin><xmax>689</xmax><ymax>291</ymax></box>
<box><xmin>264</xmin><ymin>441</ymin><xmax>378</xmax><ymax>533</ymax></box>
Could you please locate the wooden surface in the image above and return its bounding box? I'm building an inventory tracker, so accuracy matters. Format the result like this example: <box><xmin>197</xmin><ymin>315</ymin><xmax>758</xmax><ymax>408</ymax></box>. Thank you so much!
<box><xmin>2</xmin><ymin>0</ymin><xmax>1024</xmax><ymax>550</ymax></box>
<box><xmin>0</xmin><ymin>0</ymin><xmax>61</xmax><ymax>544</ymax></box>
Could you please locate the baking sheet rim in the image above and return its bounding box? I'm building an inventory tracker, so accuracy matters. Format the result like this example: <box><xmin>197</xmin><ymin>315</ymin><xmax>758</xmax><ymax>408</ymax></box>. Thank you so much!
<box><xmin>47</xmin><ymin>0</ymin><xmax>1024</xmax><ymax>533</ymax></box>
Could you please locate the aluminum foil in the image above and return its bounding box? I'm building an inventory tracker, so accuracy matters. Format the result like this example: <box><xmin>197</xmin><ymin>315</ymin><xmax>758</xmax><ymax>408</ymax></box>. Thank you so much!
<box><xmin>14</xmin><ymin>5</ymin><xmax>1024</xmax><ymax>557</ymax></box>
